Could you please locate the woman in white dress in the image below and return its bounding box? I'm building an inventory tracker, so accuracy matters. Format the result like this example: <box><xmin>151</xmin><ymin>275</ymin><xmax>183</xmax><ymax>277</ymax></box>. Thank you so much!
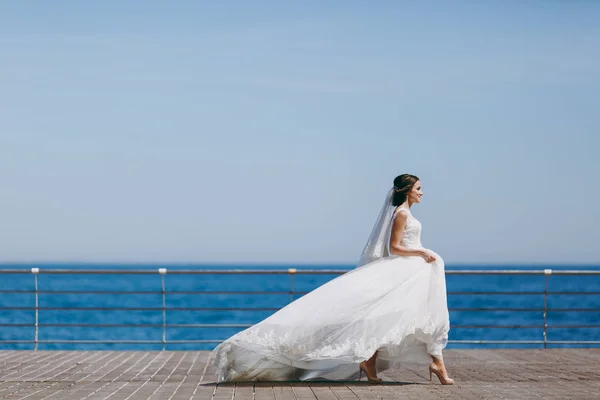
<box><xmin>212</xmin><ymin>174</ymin><xmax>454</xmax><ymax>384</ymax></box>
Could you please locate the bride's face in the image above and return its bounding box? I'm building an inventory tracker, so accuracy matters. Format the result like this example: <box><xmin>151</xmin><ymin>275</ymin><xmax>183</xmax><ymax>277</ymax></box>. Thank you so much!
<box><xmin>408</xmin><ymin>181</ymin><xmax>423</xmax><ymax>204</ymax></box>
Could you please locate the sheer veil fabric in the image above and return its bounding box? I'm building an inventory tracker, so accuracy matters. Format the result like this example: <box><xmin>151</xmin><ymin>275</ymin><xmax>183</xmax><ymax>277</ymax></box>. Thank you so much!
<box><xmin>357</xmin><ymin>188</ymin><xmax>395</xmax><ymax>268</ymax></box>
<box><xmin>212</xmin><ymin>188</ymin><xmax>450</xmax><ymax>382</ymax></box>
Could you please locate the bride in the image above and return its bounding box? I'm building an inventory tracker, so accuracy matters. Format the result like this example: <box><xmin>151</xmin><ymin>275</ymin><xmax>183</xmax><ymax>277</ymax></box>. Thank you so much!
<box><xmin>212</xmin><ymin>174</ymin><xmax>453</xmax><ymax>384</ymax></box>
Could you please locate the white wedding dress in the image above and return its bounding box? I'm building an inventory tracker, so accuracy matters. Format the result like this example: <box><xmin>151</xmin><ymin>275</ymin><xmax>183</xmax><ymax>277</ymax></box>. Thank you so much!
<box><xmin>212</xmin><ymin>207</ymin><xmax>450</xmax><ymax>382</ymax></box>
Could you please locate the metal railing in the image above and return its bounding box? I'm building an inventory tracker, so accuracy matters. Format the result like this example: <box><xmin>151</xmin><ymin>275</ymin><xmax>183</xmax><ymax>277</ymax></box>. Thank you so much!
<box><xmin>0</xmin><ymin>268</ymin><xmax>599</xmax><ymax>350</ymax></box>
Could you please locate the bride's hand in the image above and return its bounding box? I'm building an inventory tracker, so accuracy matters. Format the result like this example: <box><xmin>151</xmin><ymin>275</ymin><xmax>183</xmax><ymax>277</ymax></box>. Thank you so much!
<box><xmin>420</xmin><ymin>249</ymin><xmax>437</xmax><ymax>263</ymax></box>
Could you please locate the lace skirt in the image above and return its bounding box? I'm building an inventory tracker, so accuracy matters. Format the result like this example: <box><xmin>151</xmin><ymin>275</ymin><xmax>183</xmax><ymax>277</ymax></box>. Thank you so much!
<box><xmin>212</xmin><ymin>253</ymin><xmax>450</xmax><ymax>382</ymax></box>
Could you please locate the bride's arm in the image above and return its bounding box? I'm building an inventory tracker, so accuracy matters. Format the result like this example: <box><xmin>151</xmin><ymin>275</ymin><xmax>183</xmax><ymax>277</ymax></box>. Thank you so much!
<box><xmin>389</xmin><ymin>211</ymin><xmax>433</xmax><ymax>261</ymax></box>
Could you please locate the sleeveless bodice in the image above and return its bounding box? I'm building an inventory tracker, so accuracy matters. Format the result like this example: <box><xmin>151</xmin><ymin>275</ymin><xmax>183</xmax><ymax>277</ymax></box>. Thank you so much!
<box><xmin>391</xmin><ymin>208</ymin><xmax>423</xmax><ymax>250</ymax></box>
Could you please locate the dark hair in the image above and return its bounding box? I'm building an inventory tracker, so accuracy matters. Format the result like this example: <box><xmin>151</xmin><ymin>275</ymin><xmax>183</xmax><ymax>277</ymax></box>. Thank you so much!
<box><xmin>392</xmin><ymin>174</ymin><xmax>420</xmax><ymax>206</ymax></box>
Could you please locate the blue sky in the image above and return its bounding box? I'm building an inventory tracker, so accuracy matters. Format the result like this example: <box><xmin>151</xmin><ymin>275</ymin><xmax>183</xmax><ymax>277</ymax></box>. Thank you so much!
<box><xmin>1</xmin><ymin>1</ymin><xmax>599</xmax><ymax>264</ymax></box>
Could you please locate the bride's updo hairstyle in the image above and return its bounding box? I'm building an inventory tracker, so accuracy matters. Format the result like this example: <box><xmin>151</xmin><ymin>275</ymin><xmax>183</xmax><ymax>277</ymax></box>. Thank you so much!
<box><xmin>392</xmin><ymin>174</ymin><xmax>419</xmax><ymax>206</ymax></box>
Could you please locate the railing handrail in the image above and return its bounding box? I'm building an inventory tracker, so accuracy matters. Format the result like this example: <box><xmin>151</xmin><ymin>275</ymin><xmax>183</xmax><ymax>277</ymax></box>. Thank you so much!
<box><xmin>0</xmin><ymin>268</ymin><xmax>599</xmax><ymax>275</ymax></box>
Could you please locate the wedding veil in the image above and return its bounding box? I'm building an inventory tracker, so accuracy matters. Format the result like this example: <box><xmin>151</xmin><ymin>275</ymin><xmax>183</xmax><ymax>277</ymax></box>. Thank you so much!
<box><xmin>357</xmin><ymin>188</ymin><xmax>396</xmax><ymax>268</ymax></box>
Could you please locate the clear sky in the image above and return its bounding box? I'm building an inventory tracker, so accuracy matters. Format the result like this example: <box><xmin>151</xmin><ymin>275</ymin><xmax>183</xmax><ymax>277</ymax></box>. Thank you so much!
<box><xmin>1</xmin><ymin>1</ymin><xmax>599</xmax><ymax>265</ymax></box>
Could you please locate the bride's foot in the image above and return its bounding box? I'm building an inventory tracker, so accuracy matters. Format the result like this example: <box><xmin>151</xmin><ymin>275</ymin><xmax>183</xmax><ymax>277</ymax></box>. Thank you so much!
<box><xmin>429</xmin><ymin>361</ymin><xmax>454</xmax><ymax>385</ymax></box>
<box><xmin>359</xmin><ymin>361</ymin><xmax>382</xmax><ymax>384</ymax></box>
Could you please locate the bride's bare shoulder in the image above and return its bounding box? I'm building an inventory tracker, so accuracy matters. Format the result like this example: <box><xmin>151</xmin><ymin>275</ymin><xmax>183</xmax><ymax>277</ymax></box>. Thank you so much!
<box><xmin>393</xmin><ymin>207</ymin><xmax>409</xmax><ymax>216</ymax></box>
<box><xmin>393</xmin><ymin>208</ymin><xmax>409</xmax><ymax>223</ymax></box>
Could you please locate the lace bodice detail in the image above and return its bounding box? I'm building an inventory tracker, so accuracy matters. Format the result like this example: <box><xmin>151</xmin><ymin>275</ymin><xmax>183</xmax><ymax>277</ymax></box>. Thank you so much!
<box><xmin>391</xmin><ymin>208</ymin><xmax>422</xmax><ymax>250</ymax></box>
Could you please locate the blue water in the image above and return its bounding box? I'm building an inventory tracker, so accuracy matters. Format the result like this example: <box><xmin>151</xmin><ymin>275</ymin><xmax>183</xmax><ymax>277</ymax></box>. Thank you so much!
<box><xmin>1</xmin><ymin>263</ymin><xmax>599</xmax><ymax>351</ymax></box>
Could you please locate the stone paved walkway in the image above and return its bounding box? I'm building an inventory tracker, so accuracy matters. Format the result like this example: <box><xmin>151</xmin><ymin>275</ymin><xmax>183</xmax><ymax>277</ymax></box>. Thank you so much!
<box><xmin>0</xmin><ymin>349</ymin><xmax>598</xmax><ymax>399</ymax></box>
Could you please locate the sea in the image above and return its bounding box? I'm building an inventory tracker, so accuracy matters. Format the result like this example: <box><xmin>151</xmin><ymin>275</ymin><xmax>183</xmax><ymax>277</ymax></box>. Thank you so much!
<box><xmin>1</xmin><ymin>263</ymin><xmax>599</xmax><ymax>351</ymax></box>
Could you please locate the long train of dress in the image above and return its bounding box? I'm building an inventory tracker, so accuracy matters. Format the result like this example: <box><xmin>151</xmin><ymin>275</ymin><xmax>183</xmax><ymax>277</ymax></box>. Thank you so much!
<box><xmin>212</xmin><ymin>209</ymin><xmax>450</xmax><ymax>382</ymax></box>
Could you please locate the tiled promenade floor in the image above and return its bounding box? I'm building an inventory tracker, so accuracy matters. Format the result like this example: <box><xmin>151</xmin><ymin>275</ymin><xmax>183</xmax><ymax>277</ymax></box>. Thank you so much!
<box><xmin>0</xmin><ymin>349</ymin><xmax>598</xmax><ymax>399</ymax></box>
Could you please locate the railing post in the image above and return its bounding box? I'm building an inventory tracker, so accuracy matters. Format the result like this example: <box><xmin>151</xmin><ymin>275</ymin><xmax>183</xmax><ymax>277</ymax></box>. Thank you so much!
<box><xmin>159</xmin><ymin>268</ymin><xmax>167</xmax><ymax>351</ymax></box>
<box><xmin>543</xmin><ymin>269</ymin><xmax>552</xmax><ymax>349</ymax></box>
<box><xmin>31</xmin><ymin>267</ymin><xmax>40</xmax><ymax>351</ymax></box>
<box><xmin>288</xmin><ymin>268</ymin><xmax>296</xmax><ymax>303</ymax></box>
